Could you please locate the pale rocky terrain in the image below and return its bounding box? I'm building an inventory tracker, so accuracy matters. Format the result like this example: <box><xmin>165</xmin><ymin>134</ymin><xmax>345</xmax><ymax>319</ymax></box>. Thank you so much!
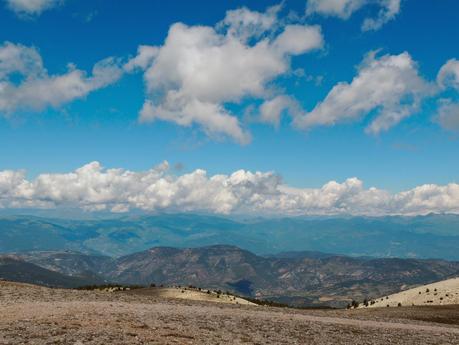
<box><xmin>1</xmin><ymin>281</ymin><xmax>459</xmax><ymax>344</ymax></box>
<box><xmin>365</xmin><ymin>277</ymin><xmax>459</xmax><ymax>308</ymax></box>
<box><xmin>125</xmin><ymin>286</ymin><xmax>256</xmax><ymax>306</ymax></box>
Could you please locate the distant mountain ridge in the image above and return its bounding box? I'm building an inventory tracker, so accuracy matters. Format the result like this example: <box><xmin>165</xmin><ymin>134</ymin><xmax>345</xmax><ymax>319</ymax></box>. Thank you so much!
<box><xmin>1</xmin><ymin>213</ymin><xmax>459</xmax><ymax>259</ymax></box>
<box><xmin>3</xmin><ymin>245</ymin><xmax>459</xmax><ymax>307</ymax></box>
<box><xmin>0</xmin><ymin>257</ymin><xmax>105</xmax><ymax>288</ymax></box>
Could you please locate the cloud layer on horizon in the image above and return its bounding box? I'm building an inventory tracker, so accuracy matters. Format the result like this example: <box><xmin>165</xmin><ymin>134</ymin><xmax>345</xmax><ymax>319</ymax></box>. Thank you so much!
<box><xmin>1</xmin><ymin>161</ymin><xmax>459</xmax><ymax>216</ymax></box>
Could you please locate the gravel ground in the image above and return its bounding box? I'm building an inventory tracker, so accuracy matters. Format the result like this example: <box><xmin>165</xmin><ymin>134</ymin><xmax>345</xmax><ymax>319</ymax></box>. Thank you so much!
<box><xmin>1</xmin><ymin>281</ymin><xmax>459</xmax><ymax>345</ymax></box>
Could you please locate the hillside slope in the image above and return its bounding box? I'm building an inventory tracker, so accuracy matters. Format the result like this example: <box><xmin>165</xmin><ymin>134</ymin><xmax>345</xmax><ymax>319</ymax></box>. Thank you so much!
<box><xmin>6</xmin><ymin>246</ymin><xmax>459</xmax><ymax>307</ymax></box>
<box><xmin>0</xmin><ymin>257</ymin><xmax>104</xmax><ymax>288</ymax></box>
<box><xmin>106</xmin><ymin>245</ymin><xmax>459</xmax><ymax>307</ymax></box>
<box><xmin>364</xmin><ymin>277</ymin><xmax>459</xmax><ymax>308</ymax></box>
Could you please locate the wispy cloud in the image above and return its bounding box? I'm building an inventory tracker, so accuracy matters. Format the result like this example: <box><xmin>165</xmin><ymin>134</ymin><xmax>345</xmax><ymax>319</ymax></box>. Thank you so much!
<box><xmin>4</xmin><ymin>0</ymin><xmax>63</xmax><ymax>17</ymax></box>
<box><xmin>0</xmin><ymin>42</ymin><xmax>123</xmax><ymax>115</ymax></box>
<box><xmin>306</xmin><ymin>0</ymin><xmax>402</xmax><ymax>31</ymax></box>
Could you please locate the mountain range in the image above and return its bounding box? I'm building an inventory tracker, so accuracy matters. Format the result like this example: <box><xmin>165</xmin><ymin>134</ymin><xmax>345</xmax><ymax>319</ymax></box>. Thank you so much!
<box><xmin>2</xmin><ymin>245</ymin><xmax>459</xmax><ymax>307</ymax></box>
<box><xmin>0</xmin><ymin>257</ymin><xmax>104</xmax><ymax>288</ymax></box>
<box><xmin>1</xmin><ymin>213</ymin><xmax>459</xmax><ymax>259</ymax></box>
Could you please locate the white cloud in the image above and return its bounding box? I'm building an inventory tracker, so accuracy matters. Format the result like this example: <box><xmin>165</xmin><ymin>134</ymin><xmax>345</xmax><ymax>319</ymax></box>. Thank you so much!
<box><xmin>294</xmin><ymin>51</ymin><xmax>434</xmax><ymax>134</ymax></box>
<box><xmin>0</xmin><ymin>41</ymin><xmax>43</xmax><ymax>79</ymax></box>
<box><xmin>272</xmin><ymin>24</ymin><xmax>324</xmax><ymax>55</ymax></box>
<box><xmin>124</xmin><ymin>45</ymin><xmax>159</xmax><ymax>72</ymax></box>
<box><xmin>306</xmin><ymin>0</ymin><xmax>401</xmax><ymax>31</ymax></box>
<box><xmin>217</xmin><ymin>4</ymin><xmax>282</xmax><ymax>42</ymax></box>
<box><xmin>0</xmin><ymin>42</ymin><xmax>123</xmax><ymax>115</ymax></box>
<box><xmin>434</xmin><ymin>99</ymin><xmax>459</xmax><ymax>132</ymax></box>
<box><xmin>127</xmin><ymin>6</ymin><xmax>324</xmax><ymax>143</ymax></box>
<box><xmin>259</xmin><ymin>95</ymin><xmax>300</xmax><ymax>127</ymax></box>
<box><xmin>361</xmin><ymin>0</ymin><xmax>401</xmax><ymax>31</ymax></box>
<box><xmin>437</xmin><ymin>59</ymin><xmax>459</xmax><ymax>90</ymax></box>
<box><xmin>5</xmin><ymin>0</ymin><xmax>61</xmax><ymax>16</ymax></box>
<box><xmin>433</xmin><ymin>59</ymin><xmax>459</xmax><ymax>132</ymax></box>
<box><xmin>306</xmin><ymin>0</ymin><xmax>366</xmax><ymax>19</ymax></box>
<box><xmin>139</xmin><ymin>98</ymin><xmax>252</xmax><ymax>144</ymax></box>
<box><xmin>1</xmin><ymin>161</ymin><xmax>459</xmax><ymax>216</ymax></box>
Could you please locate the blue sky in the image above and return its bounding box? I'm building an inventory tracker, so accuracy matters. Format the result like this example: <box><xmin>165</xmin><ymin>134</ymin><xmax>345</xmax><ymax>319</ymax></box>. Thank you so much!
<box><xmin>0</xmin><ymin>0</ymin><xmax>459</xmax><ymax>216</ymax></box>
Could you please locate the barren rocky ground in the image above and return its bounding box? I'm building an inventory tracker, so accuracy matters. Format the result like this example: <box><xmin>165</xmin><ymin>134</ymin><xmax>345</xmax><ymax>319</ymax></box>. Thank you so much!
<box><xmin>1</xmin><ymin>281</ymin><xmax>459</xmax><ymax>344</ymax></box>
<box><xmin>365</xmin><ymin>277</ymin><xmax>459</xmax><ymax>308</ymax></box>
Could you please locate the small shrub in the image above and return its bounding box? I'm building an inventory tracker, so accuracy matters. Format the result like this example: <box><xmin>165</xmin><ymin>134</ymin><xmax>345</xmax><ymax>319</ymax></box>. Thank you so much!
<box><xmin>397</xmin><ymin>302</ymin><xmax>402</xmax><ymax>307</ymax></box>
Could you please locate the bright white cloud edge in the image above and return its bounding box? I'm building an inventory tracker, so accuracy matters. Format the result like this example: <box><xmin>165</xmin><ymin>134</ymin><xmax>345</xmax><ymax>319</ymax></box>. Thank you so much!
<box><xmin>1</xmin><ymin>162</ymin><xmax>459</xmax><ymax>216</ymax></box>
<box><xmin>5</xmin><ymin>0</ymin><xmax>61</xmax><ymax>16</ymax></box>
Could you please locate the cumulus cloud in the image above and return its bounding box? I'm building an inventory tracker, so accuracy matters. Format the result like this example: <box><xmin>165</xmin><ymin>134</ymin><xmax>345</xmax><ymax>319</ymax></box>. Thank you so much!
<box><xmin>1</xmin><ymin>162</ymin><xmax>459</xmax><ymax>216</ymax></box>
<box><xmin>434</xmin><ymin>99</ymin><xmax>459</xmax><ymax>132</ymax></box>
<box><xmin>433</xmin><ymin>59</ymin><xmax>459</xmax><ymax>132</ymax></box>
<box><xmin>0</xmin><ymin>42</ymin><xmax>123</xmax><ymax>115</ymax></box>
<box><xmin>127</xmin><ymin>6</ymin><xmax>324</xmax><ymax>143</ymax></box>
<box><xmin>437</xmin><ymin>59</ymin><xmax>459</xmax><ymax>90</ymax></box>
<box><xmin>123</xmin><ymin>45</ymin><xmax>159</xmax><ymax>72</ymax></box>
<box><xmin>217</xmin><ymin>4</ymin><xmax>282</xmax><ymax>42</ymax></box>
<box><xmin>361</xmin><ymin>0</ymin><xmax>401</xmax><ymax>31</ymax></box>
<box><xmin>259</xmin><ymin>95</ymin><xmax>301</xmax><ymax>127</ymax></box>
<box><xmin>306</xmin><ymin>0</ymin><xmax>401</xmax><ymax>31</ymax></box>
<box><xmin>5</xmin><ymin>0</ymin><xmax>61</xmax><ymax>16</ymax></box>
<box><xmin>294</xmin><ymin>51</ymin><xmax>434</xmax><ymax>134</ymax></box>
